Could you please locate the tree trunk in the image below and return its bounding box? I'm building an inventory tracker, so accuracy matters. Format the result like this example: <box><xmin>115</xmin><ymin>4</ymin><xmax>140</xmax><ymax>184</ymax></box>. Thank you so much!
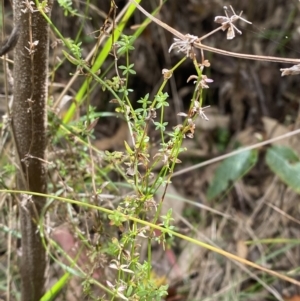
<box><xmin>12</xmin><ymin>1</ymin><xmax>53</xmax><ymax>300</ymax></box>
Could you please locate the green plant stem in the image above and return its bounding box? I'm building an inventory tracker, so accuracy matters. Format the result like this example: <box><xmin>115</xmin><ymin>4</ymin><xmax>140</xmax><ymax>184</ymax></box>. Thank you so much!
<box><xmin>5</xmin><ymin>189</ymin><xmax>300</xmax><ymax>287</ymax></box>
<box><xmin>63</xmin><ymin>0</ymin><xmax>142</xmax><ymax>124</ymax></box>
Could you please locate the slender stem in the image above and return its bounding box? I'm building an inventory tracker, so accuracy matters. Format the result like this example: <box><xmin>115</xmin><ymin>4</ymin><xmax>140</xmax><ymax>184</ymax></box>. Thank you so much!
<box><xmin>130</xmin><ymin>0</ymin><xmax>300</xmax><ymax>65</ymax></box>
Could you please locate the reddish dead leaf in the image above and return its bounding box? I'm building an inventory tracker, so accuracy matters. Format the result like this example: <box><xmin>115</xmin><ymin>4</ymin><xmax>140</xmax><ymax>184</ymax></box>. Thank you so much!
<box><xmin>51</xmin><ymin>224</ymin><xmax>102</xmax><ymax>279</ymax></box>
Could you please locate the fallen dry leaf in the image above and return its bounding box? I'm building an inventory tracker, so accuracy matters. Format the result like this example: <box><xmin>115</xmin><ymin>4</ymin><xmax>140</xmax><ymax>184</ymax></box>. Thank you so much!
<box><xmin>94</xmin><ymin>121</ymin><xmax>130</xmax><ymax>151</ymax></box>
<box><xmin>284</xmin><ymin>296</ymin><xmax>300</xmax><ymax>301</ymax></box>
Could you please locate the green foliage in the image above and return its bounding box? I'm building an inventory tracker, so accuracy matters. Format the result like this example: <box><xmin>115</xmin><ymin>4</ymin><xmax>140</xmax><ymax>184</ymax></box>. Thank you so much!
<box><xmin>61</xmin><ymin>0</ymin><xmax>143</xmax><ymax>124</ymax></box>
<box><xmin>119</xmin><ymin>63</ymin><xmax>136</xmax><ymax>76</ymax></box>
<box><xmin>5</xmin><ymin>1</ymin><xmax>298</xmax><ymax>300</ymax></box>
<box><xmin>62</xmin><ymin>39</ymin><xmax>83</xmax><ymax>62</ymax></box>
<box><xmin>155</xmin><ymin>92</ymin><xmax>169</xmax><ymax>109</ymax></box>
<box><xmin>216</xmin><ymin>127</ymin><xmax>230</xmax><ymax>151</ymax></box>
<box><xmin>117</xmin><ymin>35</ymin><xmax>135</xmax><ymax>54</ymax></box>
<box><xmin>57</xmin><ymin>0</ymin><xmax>77</xmax><ymax>16</ymax></box>
<box><xmin>108</xmin><ymin>210</ymin><xmax>127</xmax><ymax>227</ymax></box>
<box><xmin>207</xmin><ymin>149</ymin><xmax>258</xmax><ymax>200</ymax></box>
<box><xmin>266</xmin><ymin>145</ymin><xmax>300</xmax><ymax>193</ymax></box>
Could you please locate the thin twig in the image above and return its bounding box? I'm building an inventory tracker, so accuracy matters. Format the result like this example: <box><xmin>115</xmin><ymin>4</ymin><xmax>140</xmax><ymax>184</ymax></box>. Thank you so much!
<box><xmin>172</xmin><ymin>128</ymin><xmax>300</xmax><ymax>177</ymax></box>
<box><xmin>129</xmin><ymin>0</ymin><xmax>300</xmax><ymax>65</ymax></box>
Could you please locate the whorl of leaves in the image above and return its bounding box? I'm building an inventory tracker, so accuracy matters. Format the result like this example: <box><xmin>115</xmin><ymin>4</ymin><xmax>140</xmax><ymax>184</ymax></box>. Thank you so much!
<box><xmin>57</xmin><ymin>0</ymin><xmax>77</xmax><ymax>16</ymax></box>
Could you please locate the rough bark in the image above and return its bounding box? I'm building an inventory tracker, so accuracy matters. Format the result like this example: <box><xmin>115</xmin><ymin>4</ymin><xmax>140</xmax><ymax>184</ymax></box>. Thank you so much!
<box><xmin>12</xmin><ymin>1</ymin><xmax>53</xmax><ymax>301</ymax></box>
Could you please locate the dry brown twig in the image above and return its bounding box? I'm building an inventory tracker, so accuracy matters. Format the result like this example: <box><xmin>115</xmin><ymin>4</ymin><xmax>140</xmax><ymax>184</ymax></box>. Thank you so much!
<box><xmin>129</xmin><ymin>0</ymin><xmax>300</xmax><ymax>74</ymax></box>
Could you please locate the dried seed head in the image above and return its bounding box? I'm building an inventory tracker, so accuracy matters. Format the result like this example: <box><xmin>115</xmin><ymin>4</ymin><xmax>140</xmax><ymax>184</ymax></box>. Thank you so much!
<box><xmin>214</xmin><ymin>5</ymin><xmax>252</xmax><ymax>40</ymax></box>
<box><xmin>169</xmin><ymin>34</ymin><xmax>198</xmax><ymax>57</ymax></box>
<box><xmin>280</xmin><ymin>64</ymin><xmax>300</xmax><ymax>76</ymax></box>
<box><xmin>162</xmin><ymin>68</ymin><xmax>173</xmax><ymax>79</ymax></box>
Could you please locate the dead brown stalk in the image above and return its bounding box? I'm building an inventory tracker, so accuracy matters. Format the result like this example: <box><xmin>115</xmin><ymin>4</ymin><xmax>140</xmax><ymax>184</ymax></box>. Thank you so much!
<box><xmin>129</xmin><ymin>0</ymin><xmax>300</xmax><ymax>65</ymax></box>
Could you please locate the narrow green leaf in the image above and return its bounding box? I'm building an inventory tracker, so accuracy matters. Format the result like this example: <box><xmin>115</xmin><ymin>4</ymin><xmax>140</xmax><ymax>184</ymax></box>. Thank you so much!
<box><xmin>266</xmin><ymin>145</ymin><xmax>300</xmax><ymax>193</ymax></box>
<box><xmin>207</xmin><ymin>149</ymin><xmax>258</xmax><ymax>200</ymax></box>
<box><xmin>62</xmin><ymin>0</ymin><xmax>143</xmax><ymax>124</ymax></box>
<box><xmin>40</xmin><ymin>273</ymin><xmax>70</xmax><ymax>301</ymax></box>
